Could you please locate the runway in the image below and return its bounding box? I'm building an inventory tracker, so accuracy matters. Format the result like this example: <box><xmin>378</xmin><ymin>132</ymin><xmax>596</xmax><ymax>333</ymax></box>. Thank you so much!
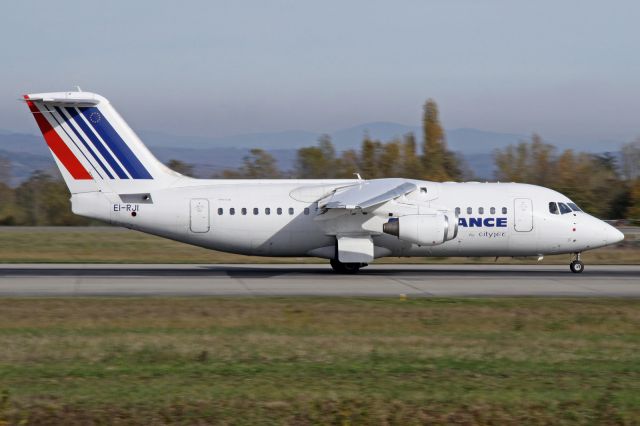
<box><xmin>0</xmin><ymin>264</ymin><xmax>638</xmax><ymax>297</ymax></box>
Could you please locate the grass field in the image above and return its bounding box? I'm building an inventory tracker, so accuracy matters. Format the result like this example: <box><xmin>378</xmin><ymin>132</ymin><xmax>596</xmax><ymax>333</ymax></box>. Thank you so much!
<box><xmin>0</xmin><ymin>297</ymin><xmax>639</xmax><ymax>424</ymax></box>
<box><xmin>0</xmin><ymin>226</ymin><xmax>638</xmax><ymax>264</ymax></box>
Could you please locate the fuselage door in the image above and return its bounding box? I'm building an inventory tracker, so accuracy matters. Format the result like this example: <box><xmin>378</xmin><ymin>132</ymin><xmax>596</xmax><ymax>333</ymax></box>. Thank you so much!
<box><xmin>513</xmin><ymin>198</ymin><xmax>533</xmax><ymax>232</ymax></box>
<box><xmin>190</xmin><ymin>199</ymin><xmax>210</xmax><ymax>233</ymax></box>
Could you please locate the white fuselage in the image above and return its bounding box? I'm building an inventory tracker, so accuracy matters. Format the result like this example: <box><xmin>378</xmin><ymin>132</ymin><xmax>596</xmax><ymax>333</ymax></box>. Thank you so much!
<box><xmin>73</xmin><ymin>179</ymin><xmax>623</xmax><ymax>260</ymax></box>
<box><xmin>23</xmin><ymin>91</ymin><xmax>623</xmax><ymax>264</ymax></box>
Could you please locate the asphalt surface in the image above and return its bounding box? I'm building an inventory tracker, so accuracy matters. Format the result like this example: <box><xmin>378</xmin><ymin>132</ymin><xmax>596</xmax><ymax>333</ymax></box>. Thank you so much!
<box><xmin>0</xmin><ymin>264</ymin><xmax>637</xmax><ymax>297</ymax></box>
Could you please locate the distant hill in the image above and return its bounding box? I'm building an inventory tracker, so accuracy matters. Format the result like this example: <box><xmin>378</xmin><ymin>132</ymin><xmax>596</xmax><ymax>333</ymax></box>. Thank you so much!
<box><xmin>0</xmin><ymin>149</ymin><xmax>56</xmax><ymax>185</ymax></box>
<box><xmin>447</xmin><ymin>128</ymin><xmax>527</xmax><ymax>154</ymax></box>
<box><xmin>140</xmin><ymin>129</ymin><xmax>320</xmax><ymax>151</ymax></box>
<box><xmin>0</xmin><ymin>123</ymin><xmax>621</xmax><ymax>185</ymax></box>
<box><xmin>0</xmin><ymin>131</ymin><xmax>49</xmax><ymax>156</ymax></box>
<box><xmin>141</xmin><ymin>123</ymin><xmax>530</xmax><ymax>154</ymax></box>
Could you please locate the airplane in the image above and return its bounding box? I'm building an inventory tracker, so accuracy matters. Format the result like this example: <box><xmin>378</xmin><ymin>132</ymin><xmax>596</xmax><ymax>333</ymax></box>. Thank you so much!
<box><xmin>22</xmin><ymin>91</ymin><xmax>624</xmax><ymax>274</ymax></box>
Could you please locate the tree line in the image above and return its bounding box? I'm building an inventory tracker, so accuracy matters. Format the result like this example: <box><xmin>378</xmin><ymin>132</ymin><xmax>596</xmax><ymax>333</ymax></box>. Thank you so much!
<box><xmin>0</xmin><ymin>99</ymin><xmax>638</xmax><ymax>225</ymax></box>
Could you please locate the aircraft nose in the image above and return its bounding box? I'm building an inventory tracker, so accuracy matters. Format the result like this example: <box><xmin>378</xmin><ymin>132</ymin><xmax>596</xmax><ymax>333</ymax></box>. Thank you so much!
<box><xmin>604</xmin><ymin>223</ymin><xmax>624</xmax><ymax>245</ymax></box>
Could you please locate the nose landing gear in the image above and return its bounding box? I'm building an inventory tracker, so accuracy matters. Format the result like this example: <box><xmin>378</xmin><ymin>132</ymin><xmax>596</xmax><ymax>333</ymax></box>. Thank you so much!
<box><xmin>570</xmin><ymin>253</ymin><xmax>584</xmax><ymax>273</ymax></box>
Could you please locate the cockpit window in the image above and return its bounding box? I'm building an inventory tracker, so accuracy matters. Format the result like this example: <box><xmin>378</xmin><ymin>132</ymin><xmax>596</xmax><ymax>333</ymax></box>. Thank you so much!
<box><xmin>567</xmin><ymin>203</ymin><xmax>582</xmax><ymax>212</ymax></box>
<box><xmin>549</xmin><ymin>202</ymin><xmax>559</xmax><ymax>215</ymax></box>
<box><xmin>558</xmin><ymin>202</ymin><xmax>572</xmax><ymax>214</ymax></box>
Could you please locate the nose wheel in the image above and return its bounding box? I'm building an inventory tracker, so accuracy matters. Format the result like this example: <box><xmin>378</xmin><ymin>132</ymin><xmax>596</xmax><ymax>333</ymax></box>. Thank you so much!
<box><xmin>570</xmin><ymin>253</ymin><xmax>584</xmax><ymax>273</ymax></box>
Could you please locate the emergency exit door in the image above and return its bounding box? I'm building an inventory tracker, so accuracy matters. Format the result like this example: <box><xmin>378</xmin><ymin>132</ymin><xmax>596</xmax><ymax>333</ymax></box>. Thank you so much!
<box><xmin>190</xmin><ymin>199</ymin><xmax>210</xmax><ymax>233</ymax></box>
<box><xmin>513</xmin><ymin>198</ymin><xmax>533</xmax><ymax>232</ymax></box>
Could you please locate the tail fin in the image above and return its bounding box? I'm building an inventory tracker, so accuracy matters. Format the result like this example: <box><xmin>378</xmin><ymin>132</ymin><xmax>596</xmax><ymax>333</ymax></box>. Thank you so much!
<box><xmin>23</xmin><ymin>91</ymin><xmax>181</xmax><ymax>194</ymax></box>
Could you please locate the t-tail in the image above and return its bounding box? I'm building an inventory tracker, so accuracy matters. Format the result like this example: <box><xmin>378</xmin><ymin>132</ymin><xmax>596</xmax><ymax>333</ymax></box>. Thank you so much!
<box><xmin>23</xmin><ymin>91</ymin><xmax>182</xmax><ymax>194</ymax></box>
<box><xmin>23</xmin><ymin>91</ymin><xmax>185</xmax><ymax>222</ymax></box>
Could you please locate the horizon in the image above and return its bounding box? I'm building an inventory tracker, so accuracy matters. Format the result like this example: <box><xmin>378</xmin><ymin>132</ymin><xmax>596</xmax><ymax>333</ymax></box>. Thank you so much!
<box><xmin>0</xmin><ymin>118</ymin><xmax>631</xmax><ymax>155</ymax></box>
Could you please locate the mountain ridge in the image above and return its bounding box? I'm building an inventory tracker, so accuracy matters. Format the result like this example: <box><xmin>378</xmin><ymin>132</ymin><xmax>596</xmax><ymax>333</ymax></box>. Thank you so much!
<box><xmin>0</xmin><ymin>123</ymin><xmax>624</xmax><ymax>185</ymax></box>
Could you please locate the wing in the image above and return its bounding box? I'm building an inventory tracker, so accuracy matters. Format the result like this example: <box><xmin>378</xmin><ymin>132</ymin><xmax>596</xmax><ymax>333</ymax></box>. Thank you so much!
<box><xmin>319</xmin><ymin>178</ymin><xmax>417</xmax><ymax>210</ymax></box>
<box><xmin>314</xmin><ymin>179</ymin><xmax>419</xmax><ymax>263</ymax></box>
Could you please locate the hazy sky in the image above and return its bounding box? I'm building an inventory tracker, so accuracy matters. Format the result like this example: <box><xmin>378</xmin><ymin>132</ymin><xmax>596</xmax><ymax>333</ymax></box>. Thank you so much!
<box><xmin>2</xmin><ymin>1</ymin><xmax>639</xmax><ymax>149</ymax></box>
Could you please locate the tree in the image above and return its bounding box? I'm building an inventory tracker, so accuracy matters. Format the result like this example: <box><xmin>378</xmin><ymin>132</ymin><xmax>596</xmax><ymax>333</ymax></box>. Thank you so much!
<box><xmin>166</xmin><ymin>159</ymin><xmax>196</xmax><ymax>177</ymax></box>
<box><xmin>494</xmin><ymin>142</ymin><xmax>528</xmax><ymax>182</ymax></box>
<box><xmin>494</xmin><ymin>136</ymin><xmax>629</xmax><ymax>218</ymax></box>
<box><xmin>0</xmin><ymin>155</ymin><xmax>16</xmax><ymax>224</ymax></box>
<box><xmin>627</xmin><ymin>179</ymin><xmax>640</xmax><ymax>222</ymax></box>
<box><xmin>620</xmin><ymin>138</ymin><xmax>640</xmax><ymax>181</ymax></box>
<box><xmin>401</xmin><ymin>133</ymin><xmax>423</xmax><ymax>179</ymax></box>
<box><xmin>377</xmin><ymin>139</ymin><xmax>403</xmax><ymax>178</ymax></box>
<box><xmin>0</xmin><ymin>156</ymin><xmax>11</xmax><ymax>186</ymax></box>
<box><xmin>0</xmin><ymin>182</ymin><xmax>16</xmax><ymax>225</ymax></box>
<box><xmin>494</xmin><ymin>134</ymin><xmax>555</xmax><ymax>185</ymax></box>
<box><xmin>335</xmin><ymin>149</ymin><xmax>360</xmax><ymax>179</ymax></box>
<box><xmin>14</xmin><ymin>171</ymin><xmax>89</xmax><ymax>225</ymax></box>
<box><xmin>359</xmin><ymin>136</ymin><xmax>382</xmax><ymax>179</ymax></box>
<box><xmin>421</xmin><ymin>99</ymin><xmax>460</xmax><ymax>181</ymax></box>
<box><xmin>528</xmin><ymin>134</ymin><xmax>555</xmax><ymax>186</ymax></box>
<box><xmin>224</xmin><ymin>149</ymin><xmax>281</xmax><ymax>178</ymax></box>
<box><xmin>295</xmin><ymin>135</ymin><xmax>338</xmax><ymax>178</ymax></box>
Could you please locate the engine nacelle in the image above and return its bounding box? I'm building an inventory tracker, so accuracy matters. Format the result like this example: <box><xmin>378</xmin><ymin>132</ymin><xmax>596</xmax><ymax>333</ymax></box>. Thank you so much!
<box><xmin>382</xmin><ymin>213</ymin><xmax>457</xmax><ymax>246</ymax></box>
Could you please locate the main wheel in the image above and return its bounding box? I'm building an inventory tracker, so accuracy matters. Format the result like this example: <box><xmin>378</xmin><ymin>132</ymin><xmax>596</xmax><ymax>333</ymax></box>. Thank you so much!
<box><xmin>330</xmin><ymin>259</ymin><xmax>362</xmax><ymax>274</ymax></box>
<box><xmin>570</xmin><ymin>260</ymin><xmax>584</xmax><ymax>273</ymax></box>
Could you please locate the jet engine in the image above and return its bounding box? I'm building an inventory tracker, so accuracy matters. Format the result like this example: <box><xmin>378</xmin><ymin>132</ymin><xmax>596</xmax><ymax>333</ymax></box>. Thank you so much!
<box><xmin>382</xmin><ymin>213</ymin><xmax>457</xmax><ymax>246</ymax></box>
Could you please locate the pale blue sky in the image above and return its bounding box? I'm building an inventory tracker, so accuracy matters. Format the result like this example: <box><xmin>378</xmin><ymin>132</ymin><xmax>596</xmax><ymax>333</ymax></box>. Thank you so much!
<box><xmin>2</xmin><ymin>0</ymin><xmax>639</xmax><ymax>149</ymax></box>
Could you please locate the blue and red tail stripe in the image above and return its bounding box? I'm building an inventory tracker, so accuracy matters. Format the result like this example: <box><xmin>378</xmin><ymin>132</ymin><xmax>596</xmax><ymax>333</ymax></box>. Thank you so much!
<box><xmin>26</xmin><ymin>96</ymin><xmax>154</xmax><ymax>181</ymax></box>
<box><xmin>79</xmin><ymin>107</ymin><xmax>152</xmax><ymax>180</ymax></box>
<box><xmin>64</xmin><ymin>107</ymin><xmax>130</xmax><ymax>179</ymax></box>
<box><xmin>24</xmin><ymin>96</ymin><xmax>92</xmax><ymax>180</ymax></box>
<box><xmin>44</xmin><ymin>106</ymin><xmax>104</xmax><ymax>180</ymax></box>
<box><xmin>55</xmin><ymin>106</ymin><xmax>113</xmax><ymax>179</ymax></box>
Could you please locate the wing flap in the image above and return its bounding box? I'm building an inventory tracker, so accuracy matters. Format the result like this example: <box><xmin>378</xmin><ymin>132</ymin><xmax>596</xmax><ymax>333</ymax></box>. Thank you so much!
<box><xmin>321</xmin><ymin>179</ymin><xmax>417</xmax><ymax>210</ymax></box>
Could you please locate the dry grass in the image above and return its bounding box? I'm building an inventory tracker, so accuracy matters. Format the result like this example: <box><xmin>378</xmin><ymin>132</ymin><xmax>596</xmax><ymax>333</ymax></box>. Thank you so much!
<box><xmin>0</xmin><ymin>226</ymin><xmax>637</xmax><ymax>264</ymax></box>
<box><xmin>0</xmin><ymin>298</ymin><xmax>639</xmax><ymax>424</ymax></box>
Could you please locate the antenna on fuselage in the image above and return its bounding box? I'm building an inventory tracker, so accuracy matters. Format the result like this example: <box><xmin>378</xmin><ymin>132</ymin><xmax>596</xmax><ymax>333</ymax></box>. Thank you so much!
<box><xmin>354</xmin><ymin>173</ymin><xmax>363</xmax><ymax>181</ymax></box>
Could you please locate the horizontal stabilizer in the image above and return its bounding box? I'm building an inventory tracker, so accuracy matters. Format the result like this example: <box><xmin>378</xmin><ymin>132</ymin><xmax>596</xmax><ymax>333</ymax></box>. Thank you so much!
<box><xmin>20</xmin><ymin>96</ymin><xmax>99</xmax><ymax>107</ymax></box>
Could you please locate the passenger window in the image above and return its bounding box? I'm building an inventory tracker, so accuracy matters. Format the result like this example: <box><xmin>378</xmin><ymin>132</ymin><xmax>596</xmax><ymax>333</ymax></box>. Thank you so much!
<box><xmin>549</xmin><ymin>202</ymin><xmax>559</xmax><ymax>215</ymax></box>
<box><xmin>253</xmin><ymin>208</ymin><xmax>259</xmax><ymax>215</ymax></box>
<box><xmin>558</xmin><ymin>202</ymin><xmax>572</xmax><ymax>214</ymax></box>
<box><xmin>277</xmin><ymin>207</ymin><xmax>282</xmax><ymax>215</ymax></box>
<box><xmin>288</xmin><ymin>207</ymin><xmax>294</xmax><ymax>215</ymax></box>
<box><xmin>304</xmin><ymin>208</ymin><xmax>310</xmax><ymax>215</ymax></box>
<box><xmin>490</xmin><ymin>207</ymin><xmax>496</xmax><ymax>214</ymax></box>
<box><xmin>455</xmin><ymin>207</ymin><xmax>460</xmax><ymax>215</ymax></box>
<box><xmin>265</xmin><ymin>208</ymin><xmax>271</xmax><ymax>215</ymax></box>
<box><xmin>478</xmin><ymin>207</ymin><xmax>484</xmax><ymax>215</ymax></box>
<box><xmin>467</xmin><ymin>207</ymin><xmax>472</xmax><ymax>214</ymax></box>
<box><xmin>420</xmin><ymin>187</ymin><xmax>427</xmax><ymax>194</ymax></box>
<box><xmin>241</xmin><ymin>208</ymin><xmax>247</xmax><ymax>215</ymax></box>
<box><xmin>502</xmin><ymin>207</ymin><xmax>507</xmax><ymax>214</ymax></box>
<box><xmin>217</xmin><ymin>208</ymin><xmax>223</xmax><ymax>215</ymax></box>
<box><xmin>568</xmin><ymin>203</ymin><xmax>582</xmax><ymax>212</ymax></box>
<box><xmin>230</xmin><ymin>208</ymin><xmax>235</xmax><ymax>216</ymax></box>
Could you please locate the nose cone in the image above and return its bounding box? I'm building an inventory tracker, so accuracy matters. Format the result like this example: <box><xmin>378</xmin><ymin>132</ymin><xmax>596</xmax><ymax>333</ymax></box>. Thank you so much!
<box><xmin>579</xmin><ymin>217</ymin><xmax>625</xmax><ymax>249</ymax></box>
<box><xmin>605</xmin><ymin>224</ymin><xmax>625</xmax><ymax>245</ymax></box>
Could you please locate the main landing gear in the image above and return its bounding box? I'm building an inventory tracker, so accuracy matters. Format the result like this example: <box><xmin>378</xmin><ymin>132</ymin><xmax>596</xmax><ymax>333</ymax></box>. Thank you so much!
<box><xmin>570</xmin><ymin>252</ymin><xmax>584</xmax><ymax>273</ymax></box>
<box><xmin>330</xmin><ymin>259</ymin><xmax>366</xmax><ymax>274</ymax></box>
